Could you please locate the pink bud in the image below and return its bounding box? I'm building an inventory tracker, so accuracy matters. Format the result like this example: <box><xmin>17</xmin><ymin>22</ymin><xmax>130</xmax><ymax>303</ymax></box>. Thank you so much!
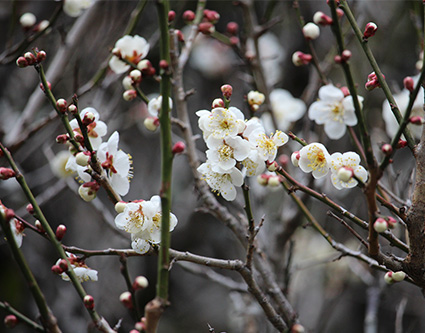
<box><xmin>119</xmin><ymin>291</ymin><xmax>133</xmax><ymax>309</ymax></box>
<box><xmin>313</xmin><ymin>11</ymin><xmax>333</xmax><ymax>26</ymax></box>
<box><xmin>230</xmin><ymin>36</ymin><xmax>239</xmax><ymax>45</ymax></box>
<box><xmin>123</xmin><ymin>90</ymin><xmax>137</xmax><ymax>101</ymax></box>
<box><xmin>387</xmin><ymin>216</ymin><xmax>397</xmax><ymax>229</ymax></box>
<box><xmin>35</xmin><ymin>220</ymin><xmax>44</xmax><ymax>233</ymax></box>
<box><xmin>55</xmin><ymin>134</ymin><xmax>69</xmax><ymax>144</ymax></box>
<box><xmin>132</xmin><ymin>276</ymin><xmax>149</xmax><ymax>290</ymax></box>
<box><xmin>84</xmin><ymin>295</ymin><xmax>95</xmax><ymax>310</ymax></box>
<box><xmin>56</xmin><ymin>224</ymin><xmax>66</xmax><ymax>241</ymax></box>
<box><xmin>266</xmin><ymin>160</ymin><xmax>279</xmax><ymax>172</ymax></box>
<box><xmin>26</xmin><ymin>204</ymin><xmax>34</xmax><ymax>215</ymax></box>
<box><xmin>159</xmin><ymin>60</ymin><xmax>169</xmax><ymax>70</ymax></box>
<box><xmin>336</xmin><ymin>8</ymin><xmax>344</xmax><ymax>18</ymax></box>
<box><xmin>410</xmin><ymin>116</ymin><xmax>424</xmax><ymax>125</ymax></box>
<box><xmin>292</xmin><ymin>51</ymin><xmax>312</xmax><ymax>66</ymax></box>
<box><xmin>82</xmin><ymin>112</ymin><xmax>95</xmax><ymax>126</ymax></box>
<box><xmin>24</xmin><ymin>52</ymin><xmax>36</xmax><ymax>65</ymax></box>
<box><xmin>56</xmin><ymin>99</ymin><xmax>67</xmax><ymax>113</ymax></box>
<box><xmin>334</xmin><ymin>55</ymin><xmax>342</xmax><ymax>64</ymax></box>
<box><xmin>373</xmin><ymin>217</ymin><xmax>388</xmax><ymax>233</ymax></box>
<box><xmin>36</xmin><ymin>50</ymin><xmax>47</xmax><ymax>62</ymax></box>
<box><xmin>278</xmin><ymin>154</ymin><xmax>289</xmax><ymax>166</ymax></box>
<box><xmin>68</xmin><ymin>104</ymin><xmax>78</xmax><ymax>114</ymax></box>
<box><xmin>16</xmin><ymin>56</ymin><xmax>28</xmax><ymax>68</ymax></box>
<box><xmin>175</xmin><ymin>29</ymin><xmax>184</xmax><ymax>42</ymax></box>
<box><xmin>203</xmin><ymin>9</ymin><xmax>220</xmax><ymax>23</ymax></box>
<box><xmin>221</xmin><ymin>84</ymin><xmax>233</xmax><ymax>99</ymax></box>
<box><xmin>397</xmin><ymin>139</ymin><xmax>407</xmax><ymax>149</ymax></box>
<box><xmin>381</xmin><ymin>143</ymin><xmax>393</xmax><ymax>156</ymax></box>
<box><xmin>168</xmin><ymin>10</ymin><xmax>176</xmax><ymax>22</ymax></box>
<box><xmin>212</xmin><ymin>98</ymin><xmax>224</xmax><ymax>108</ymax></box>
<box><xmin>39</xmin><ymin>81</ymin><xmax>52</xmax><ymax>92</ymax></box>
<box><xmin>403</xmin><ymin>76</ymin><xmax>414</xmax><ymax>92</ymax></box>
<box><xmin>172</xmin><ymin>141</ymin><xmax>186</xmax><ymax>154</ymax></box>
<box><xmin>4</xmin><ymin>315</ymin><xmax>18</xmax><ymax>328</ymax></box>
<box><xmin>364</xmin><ymin>22</ymin><xmax>378</xmax><ymax>38</ymax></box>
<box><xmin>198</xmin><ymin>22</ymin><xmax>215</xmax><ymax>35</ymax></box>
<box><xmin>0</xmin><ymin>167</ymin><xmax>15</xmax><ymax>180</ymax></box>
<box><xmin>4</xmin><ymin>208</ymin><xmax>15</xmax><ymax>222</ymax></box>
<box><xmin>340</xmin><ymin>86</ymin><xmax>350</xmax><ymax>97</ymax></box>
<box><xmin>58</xmin><ymin>259</ymin><xmax>68</xmax><ymax>271</ymax></box>
<box><xmin>182</xmin><ymin>10</ymin><xmax>195</xmax><ymax>23</ymax></box>
<box><xmin>51</xmin><ymin>264</ymin><xmax>63</xmax><ymax>274</ymax></box>
<box><xmin>341</xmin><ymin>49</ymin><xmax>351</xmax><ymax>61</ymax></box>
<box><xmin>226</xmin><ymin>22</ymin><xmax>239</xmax><ymax>35</ymax></box>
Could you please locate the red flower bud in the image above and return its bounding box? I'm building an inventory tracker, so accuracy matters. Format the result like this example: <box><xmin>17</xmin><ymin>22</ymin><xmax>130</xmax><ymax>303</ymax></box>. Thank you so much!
<box><xmin>397</xmin><ymin>139</ymin><xmax>407</xmax><ymax>149</ymax></box>
<box><xmin>84</xmin><ymin>295</ymin><xmax>95</xmax><ymax>310</ymax></box>
<box><xmin>56</xmin><ymin>99</ymin><xmax>67</xmax><ymax>113</ymax></box>
<box><xmin>221</xmin><ymin>84</ymin><xmax>233</xmax><ymax>99</ymax></box>
<box><xmin>26</xmin><ymin>204</ymin><xmax>34</xmax><ymax>215</ymax></box>
<box><xmin>203</xmin><ymin>9</ymin><xmax>220</xmax><ymax>23</ymax></box>
<box><xmin>313</xmin><ymin>11</ymin><xmax>333</xmax><ymax>26</ymax></box>
<box><xmin>132</xmin><ymin>276</ymin><xmax>149</xmax><ymax>290</ymax></box>
<box><xmin>39</xmin><ymin>81</ymin><xmax>52</xmax><ymax>92</ymax></box>
<box><xmin>168</xmin><ymin>10</ymin><xmax>176</xmax><ymax>22</ymax></box>
<box><xmin>51</xmin><ymin>264</ymin><xmax>63</xmax><ymax>274</ymax></box>
<box><xmin>410</xmin><ymin>116</ymin><xmax>424</xmax><ymax>125</ymax></box>
<box><xmin>16</xmin><ymin>56</ymin><xmax>28</xmax><ymax>68</ymax></box>
<box><xmin>24</xmin><ymin>52</ymin><xmax>36</xmax><ymax>65</ymax></box>
<box><xmin>36</xmin><ymin>50</ymin><xmax>47</xmax><ymax>63</ymax></box>
<box><xmin>56</xmin><ymin>224</ymin><xmax>66</xmax><ymax>241</ymax></box>
<box><xmin>55</xmin><ymin>134</ymin><xmax>69</xmax><ymax>144</ymax></box>
<box><xmin>159</xmin><ymin>60</ymin><xmax>169</xmax><ymax>70</ymax></box>
<box><xmin>58</xmin><ymin>259</ymin><xmax>68</xmax><ymax>271</ymax></box>
<box><xmin>119</xmin><ymin>291</ymin><xmax>133</xmax><ymax>309</ymax></box>
<box><xmin>172</xmin><ymin>141</ymin><xmax>186</xmax><ymax>154</ymax></box>
<box><xmin>182</xmin><ymin>10</ymin><xmax>195</xmax><ymax>23</ymax></box>
<box><xmin>4</xmin><ymin>315</ymin><xmax>18</xmax><ymax>328</ymax></box>
<box><xmin>0</xmin><ymin>167</ymin><xmax>15</xmax><ymax>180</ymax></box>
<box><xmin>4</xmin><ymin>208</ymin><xmax>15</xmax><ymax>222</ymax></box>
<box><xmin>198</xmin><ymin>22</ymin><xmax>215</xmax><ymax>35</ymax></box>
<box><xmin>175</xmin><ymin>29</ymin><xmax>184</xmax><ymax>42</ymax></box>
<box><xmin>403</xmin><ymin>76</ymin><xmax>414</xmax><ymax>92</ymax></box>
<box><xmin>363</xmin><ymin>22</ymin><xmax>378</xmax><ymax>38</ymax></box>
<box><xmin>381</xmin><ymin>143</ymin><xmax>393</xmax><ymax>156</ymax></box>
<box><xmin>340</xmin><ymin>86</ymin><xmax>350</xmax><ymax>97</ymax></box>
<box><xmin>226</xmin><ymin>22</ymin><xmax>239</xmax><ymax>35</ymax></box>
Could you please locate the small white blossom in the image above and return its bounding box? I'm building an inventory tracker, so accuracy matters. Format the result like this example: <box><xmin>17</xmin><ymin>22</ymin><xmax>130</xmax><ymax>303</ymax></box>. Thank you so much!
<box><xmin>148</xmin><ymin>96</ymin><xmax>173</xmax><ymax>116</ymax></box>
<box><xmin>205</xmin><ymin>136</ymin><xmax>251</xmax><ymax>171</ymax></box>
<box><xmin>69</xmin><ymin>107</ymin><xmax>107</xmax><ymax>150</ymax></box>
<box><xmin>329</xmin><ymin>152</ymin><xmax>368</xmax><ymax>190</ymax></box>
<box><xmin>196</xmin><ymin>107</ymin><xmax>245</xmax><ymax>140</ymax></box>
<box><xmin>97</xmin><ymin>131</ymin><xmax>132</xmax><ymax>196</ymax></box>
<box><xmin>197</xmin><ymin>161</ymin><xmax>244</xmax><ymax>201</ymax></box>
<box><xmin>303</xmin><ymin>22</ymin><xmax>320</xmax><ymax>40</ymax></box>
<box><xmin>109</xmin><ymin>35</ymin><xmax>150</xmax><ymax>74</ymax></box>
<box><xmin>308</xmin><ymin>84</ymin><xmax>363</xmax><ymax>140</ymax></box>
<box><xmin>246</xmin><ymin>128</ymin><xmax>288</xmax><ymax>162</ymax></box>
<box><xmin>298</xmin><ymin>142</ymin><xmax>331</xmax><ymax>179</ymax></box>
<box><xmin>63</xmin><ymin>0</ymin><xmax>94</xmax><ymax>17</ymax></box>
<box><xmin>57</xmin><ymin>253</ymin><xmax>98</xmax><ymax>282</ymax></box>
<box><xmin>247</xmin><ymin>90</ymin><xmax>265</xmax><ymax>110</ymax></box>
<box><xmin>50</xmin><ymin>151</ymin><xmax>75</xmax><ymax>178</ymax></box>
<box><xmin>20</xmin><ymin>13</ymin><xmax>36</xmax><ymax>28</ymax></box>
<box><xmin>261</xmin><ymin>89</ymin><xmax>306</xmax><ymax>132</ymax></box>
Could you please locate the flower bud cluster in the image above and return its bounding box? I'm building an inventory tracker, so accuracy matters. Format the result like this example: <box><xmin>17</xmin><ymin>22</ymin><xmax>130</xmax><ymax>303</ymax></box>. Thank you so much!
<box><xmin>384</xmin><ymin>271</ymin><xmax>406</xmax><ymax>284</ymax></box>
<box><xmin>373</xmin><ymin>216</ymin><xmax>397</xmax><ymax>233</ymax></box>
<box><xmin>53</xmin><ymin>252</ymin><xmax>98</xmax><ymax>282</ymax></box>
<box><xmin>292</xmin><ymin>51</ymin><xmax>312</xmax><ymax>66</ymax></box>
<box><xmin>16</xmin><ymin>50</ymin><xmax>47</xmax><ymax>68</ymax></box>
<box><xmin>247</xmin><ymin>90</ymin><xmax>265</xmax><ymax>111</ymax></box>
<box><xmin>365</xmin><ymin>72</ymin><xmax>382</xmax><ymax>91</ymax></box>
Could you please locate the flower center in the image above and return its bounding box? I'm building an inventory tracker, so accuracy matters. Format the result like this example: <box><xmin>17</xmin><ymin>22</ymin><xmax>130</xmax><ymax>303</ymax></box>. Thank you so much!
<box><xmin>331</xmin><ymin>102</ymin><xmax>344</xmax><ymax>121</ymax></box>
<box><xmin>101</xmin><ymin>152</ymin><xmax>117</xmax><ymax>174</ymax></box>
<box><xmin>87</xmin><ymin>122</ymin><xmax>98</xmax><ymax>138</ymax></box>
<box><xmin>218</xmin><ymin>144</ymin><xmax>234</xmax><ymax>161</ymax></box>
<box><xmin>127</xmin><ymin>205</ymin><xmax>145</xmax><ymax>232</ymax></box>
<box><xmin>127</xmin><ymin>50</ymin><xmax>142</xmax><ymax>65</ymax></box>
<box><xmin>307</xmin><ymin>148</ymin><xmax>327</xmax><ymax>170</ymax></box>
<box><xmin>257</xmin><ymin>134</ymin><xmax>275</xmax><ymax>156</ymax></box>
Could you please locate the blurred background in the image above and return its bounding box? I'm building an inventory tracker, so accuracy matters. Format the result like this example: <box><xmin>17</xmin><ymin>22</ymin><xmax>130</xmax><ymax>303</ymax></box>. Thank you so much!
<box><xmin>1</xmin><ymin>1</ymin><xmax>425</xmax><ymax>332</ymax></box>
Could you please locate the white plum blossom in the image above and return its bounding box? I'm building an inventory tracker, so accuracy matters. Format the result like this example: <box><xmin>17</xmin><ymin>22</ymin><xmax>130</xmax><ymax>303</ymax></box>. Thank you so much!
<box><xmin>242</xmin><ymin>150</ymin><xmax>266</xmax><ymax>177</ymax></box>
<box><xmin>298</xmin><ymin>142</ymin><xmax>331</xmax><ymax>179</ymax></box>
<box><xmin>245</xmin><ymin>126</ymin><xmax>288</xmax><ymax>162</ymax></box>
<box><xmin>50</xmin><ymin>151</ymin><xmax>75</xmax><ymax>179</ymax></box>
<box><xmin>63</xmin><ymin>0</ymin><xmax>94</xmax><ymax>17</ymax></box>
<box><xmin>205</xmin><ymin>136</ymin><xmax>251</xmax><ymax>171</ymax></box>
<box><xmin>196</xmin><ymin>107</ymin><xmax>245</xmax><ymax>140</ymax></box>
<box><xmin>69</xmin><ymin>107</ymin><xmax>107</xmax><ymax>150</ymax></box>
<box><xmin>148</xmin><ymin>96</ymin><xmax>173</xmax><ymax>116</ymax></box>
<box><xmin>97</xmin><ymin>131</ymin><xmax>132</xmax><ymax>196</ymax></box>
<box><xmin>65</xmin><ymin>155</ymin><xmax>92</xmax><ymax>183</ymax></box>
<box><xmin>261</xmin><ymin>89</ymin><xmax>306</xmax><ymax>132</ymax></box>
<box><xmin>329</xmin><ymin>152</ymin><xmax>368</xmax><ymax>190</ymax></box>
<box><xmin>109</xmin><ymin>35</ymin><xmax>150</xmax><ymax>74</ymax></box>
<box><xmin>57</xmin><ymin>253</ymin><xmax>98</xmax><ymax>282</ymax></box>
<box><xmin>197</xmin><ymin>161</ymin><xmax>244</xmax><ymax>201</ymax></box>
<box><xmin>114</xmin><ymin>195</ymin><xmax>178</xmax><ymax>254</ymax></box>
<box><xmin>308</xmin><ymin>84</ymin><xmax>363</xmax><ymax>140</ymax></box>
<box><xmin>383</xmin><ymin>75</ymin><xmax>424</xmax><ymax>140</ymax></box>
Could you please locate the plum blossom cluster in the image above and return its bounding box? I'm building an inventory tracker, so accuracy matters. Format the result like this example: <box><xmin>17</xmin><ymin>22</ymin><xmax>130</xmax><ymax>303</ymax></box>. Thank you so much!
<box><xmin>114</xmin><ymin>196</ymin><xmax>178</xmax><ymax>254</ymax></box>
<box><xmin>0</xmin><ymin>202</ymin><xmax>24</xmax><ymax>248</ymax></box>
<box><xmin>60</xmin><ymin>107</ymin><xmax>132</xmax><ymax>199</ymax></box>
<box><xmin>308</xmin><ymin>84</ymin><xmax>363</xmax><ymax>140</ymax></box>
<box><xmin>196</xmin><ymin>91</ymin><xmax>288</xmax><ymax>201</ymax></box>
<box><xmin>53</xmin><ymin>252</ymin><xmax>98</xmax><ymax>283</ymax></box>
<box><xmin>292</xmin><ymin>142</ymin><xmax>368</xmax><ymax>190</ymax></box>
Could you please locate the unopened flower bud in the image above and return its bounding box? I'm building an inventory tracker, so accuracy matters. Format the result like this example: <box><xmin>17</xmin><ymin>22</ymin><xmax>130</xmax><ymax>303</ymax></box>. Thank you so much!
<box><xmin>26</xmin><ymin>204</ymin><xmax>34</xmax><ymax>215</ymax></box>
<box><xmin>144</xmin><ymin>117</ymin><xmax>159</xmax><ymax>132</ymax></box>
<box><xmin>175</xmin><ymin>29</ymin><xmax>184</xmax><ymax>42</ymax></box>
<box><xmin>123</xmin><ymin>90</ymin><xmax>137</xmax><ymax>101</ymax></box>
<box><xmin>35</xmin><ymin>220</ymin><xmax>44</xmax><ymax>233</ymax></box>
<box><xmin>137</xmin><ymin>59</ymin><xmax>150</xmax><ymax>71</ymax></box>
<box><xmin>363</xmin><ymin>22</ymin><xmax>378</xmax><ymax>39</ymax></box>
<box><xmin>56</xmin><ymin>99</ymin><xmax>67</xmax><ymax>113</ymax></box>
<box><xmin>313</xmin><ymin>11</ymin><xmax>332</xmax><ymax>26</ymax></box>
<box><xmin>159</xmin><ymin>60</ymin><xmax>169</xmax><ymax>70</ymax></box>
<box><xmin>365</xmin><ymin>72</ymin><xmax>381</xmax><ymax>91</ymax></box>
<box><xmin>39</xmin><ymin>81</ymin><xmax>52</xmax><ymax>92</ymax></box>
<box><xmin>75</xmin><ymin>152</ymin><xmax>91</xmax><ymax>166</ymax></box>
<box><xmin>336</xmin><ymin>8</ymin><xmax>344</xmax><ymax>18</ymax></box>
<box><xmin>16</xmin><ymin>56</ymin><xmax>28</xmax><ymax>68</ymax></box>
<box><xmin>303</xmin><ymin>22</ymin><xmax>320</xmax><ymax>40</ymax></box>
<box><xmin>381</xmin><ymin>143</ymin><xmax>393</xmax><ymax>156</ymax></box>
<box><xmin>341</xmin><ymin>50</ymin><xmax>351</xmax><ymax>61</ymax></box>
<box><xmin>130</xmin><ymin>69</ymin><xmax>142</xmax><ymax>84</ymax></box>
<box><xmin>182</xmin><ymin>10</ymin><xmax>195</xmax><ymax>23</ymax></box>
<box><xmin>257</xmin><ymin>174</ymin><xmax>269</xmax><ymax>186</ymax></box>
<box><xmin>132</xmin><ymin>276</ymin><xmax>149</xmax><ymax>290</ymax></box>
<box><xmin>373</xmin><ymin>218</ymin><xmax>388</xmax><ymax>233</ymax></box>
<box><xmin>58</xmin><ymin>259</ymin><xmax>68</xmax><ymax>271</ymax></box>
<box><xmin>409</xmin><ymin>116</ymin><xmax>424</xmax><ymax>125</ymax></box>
<box><xmin>392</xmin><ymin>271</ymin><xmax>406</xmax><ymax>282</ymax></box>
<box><xmin>292</xmin><ymin>51</ymin><xmax>312</xmax><ymax>66</ymax></box>
<box><xmin>403</xmin><ymin>76</ymin><xmax>414</xmax><ymax>92</ymax></box>
<box><xmin>115</xmin><ymin>201</ymin><xmax>127</xmax><ymax>213</ymax></box>
<box><xmin>291</xmin><ymin>151</ymin><xmax>300</xmax><ymax>167</ymax></box>
<box><xmin>337</xmin><ymin>167</ymin><xmax>353</xmax><ymax>182</ymax></box>
<box><xmin>56</xmin><ymin>134</ymin><xmax>69</xmax><ymax>144</ymax></box>
<box><xmin>230</xmin><ymin>36</ymin><xmax>239</xmax><ymax>45</ymax></box>
<box><xmin>37</xmin><ymin>20</ymin><xmax>49</xmax><ymax>32</ymax></box>
<box><xmin>82</xmin><ymin>112</ymin><xmax>95</xmax><ymax>126</ymax></box>
<box><xmin>278</xmin><ymin>154</ymin><xmax>289</xmax><ymax>166</ymax></box>
<box><xmin>51</xmin><ymin>264</ymin><xmax>63</xmax><ymax>275</ymax></box>
<box><xmin>20</xmin><ymin>12</ymin><xmax>37</xmax><ymax>28</ymax></box>
<box><xmin>135</xmin><ymin>321</ymin><xmax>146</xmax><ymax>331</ymax></box>
<box><xmin>291</xmin><ymin>323</ymin><xmax>305</xmax><ymax>333</ymax></box>
<box><xmin>204</xmin><ymin>9</ymin><xmax>220</xmax><ymax>23</ymax></box>
<box><xmin>340</xmin><ymin>86</ymin><xmax>350</xmax><ymax>97</ymax></box>
<box><xmin>4</xmin><ymin>314</ymin><xmax>18</xmax><ymax>328</ymax></box>
<box><xmin>221</xmin><ymin>84</ymin><xmax>233</xmax><ymax>99</ymax></box>
<box><xmin>0</xmin><ymin>167</ymin><xmax>15</xmax><ymax>180</ymax></box>
<box><xmin>384</xmin><ymin>271</ymin><xmax>394</xmax><ymax>284</ymax></box>
<box><xmin>334</xmin><ymin>55</ymin><xmax>342</xmax><ymax>64</ymax></box>
<box><xmin>79</xmin><ymin>182</ymin><xmax>99</xmax><ymax>202</ymax></box>
<box><xmin>198</xmin><ymin>22</ymin><xmax>215</xmax><ymax>35</ymax></box>
<box><xmin>119</xmin><ymin>291</ymin><xmax>133</xmax><ymax>309</ymax></box>
<box><xmin>247</xmin><ymin>91</ymin><xmax>265</xmax><ymax>109</ymax></box>
<box><xmin>267</xmin><ymin>161</ymin><xmax>279</xmax><ymax>172</ymax></box>
<box><xmin>56</xmin><ymin>224</ymin><xmax>67</xmax><ymax>241</ymax></box>
<box><xmin>68</xmin><ymin>104</ymin><xmax>78</xmax><ymax>114</ymax></box>
<box><xmin>24</xmin><ymin>52</ymin><xmax>36</xmax><ymax>65</ymax></box>
<box><xmin>4</xmin><ymin>208</ymin><xmax>15</xmax><ymax>222</ymax></box>
<box><xmin>226</xmin><ymin>22</ymin><xmax>239</xmax><ymax>35</ymax></box>
<box><xmin>172</xmin><ymin>141</ymin><xmax>186</xmax><ymax>154</ymax></box>
<box><xmin>84</xmin><ymin>295</ymin><xmax>95</xmax><ymax>309</ymax></box>
<box><xmin>36</xmin><ymin>50</ymin><xmax>47</xmax><ymax>63</ymax></box>
<box><xmin>397</xmin><ymin>139</ymin><xmax>407</xmax><ymax>149</ymax></box>
<box><xmin>387</xmin><ymin>216</ymin><xmax>397</xmax><ymax>229</ymax></box>
<box><xmin>212</xmin><ymin>98</ymin><xmax>224</xmax><ymax>108</ymax></box>
<box><xmin>168</xmin><ymin>10</ymin><xmax>176</xmax><ymax>22</ymax></box>
<box><xmin>268</xmin><ymin>175</ymin><xmax>281</xmax><ymax>187</ymax></box>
